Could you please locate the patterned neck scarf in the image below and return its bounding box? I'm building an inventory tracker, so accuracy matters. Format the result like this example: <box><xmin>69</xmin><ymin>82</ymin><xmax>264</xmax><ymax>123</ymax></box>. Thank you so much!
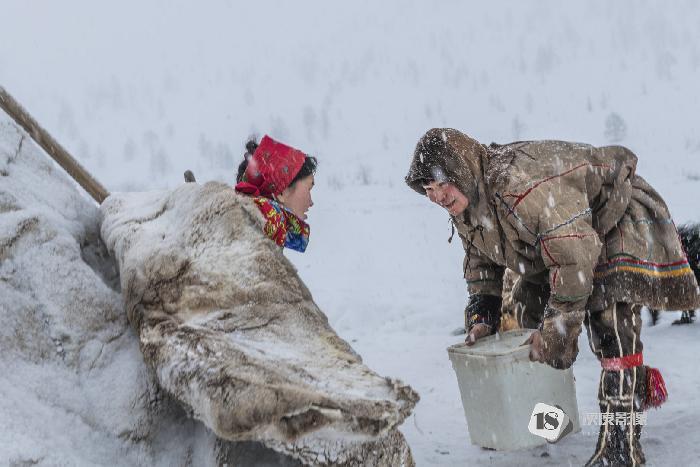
<box><xmin>252</xmin><ymin>196</ymin><xmax>310</xmax><ymax>252</ymax></box>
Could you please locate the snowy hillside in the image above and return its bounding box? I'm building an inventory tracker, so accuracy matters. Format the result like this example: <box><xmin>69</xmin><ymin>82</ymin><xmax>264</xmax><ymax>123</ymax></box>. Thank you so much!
<box><xmin>2</xmin><ymin>0</ymin><xmax>699</xmax><ymax>465</ymax></box>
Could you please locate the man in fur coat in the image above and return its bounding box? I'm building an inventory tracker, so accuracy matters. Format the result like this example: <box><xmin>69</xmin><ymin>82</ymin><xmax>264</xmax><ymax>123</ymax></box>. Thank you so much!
<box><xmin>405</xmin><ymin>128</ymin><xmax>700</xmax><ymax>466</ymax></box>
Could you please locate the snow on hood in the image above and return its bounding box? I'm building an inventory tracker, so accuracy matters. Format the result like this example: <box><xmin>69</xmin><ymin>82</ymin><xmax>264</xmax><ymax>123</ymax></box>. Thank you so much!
<box><xmin>405</xmin><ymin>128</ymin><xmax>487</xmax><ymax>203</ymax></box>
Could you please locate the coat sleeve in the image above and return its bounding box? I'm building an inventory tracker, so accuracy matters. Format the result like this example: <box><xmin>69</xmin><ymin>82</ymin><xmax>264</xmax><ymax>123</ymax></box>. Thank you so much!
<box><xmin>536</xmin><ymin>199</ymin><xmax>602</xmax><ymax>315</ymax></box>
<box><xmin>459</xmin><ymin>232</ymin><xmax>505</xmax><ymax>331</ymax></box>
<box><xmin>459</xmin><ymin>232</ymin><xmax>505</xmax><ymax>298</ymax></box>
<box><xmin>501</xmin><ymin>176</ymin><xmax>602</xmax><ymax>313</ymax></box>
<box><xmin>500</xmin><ymin>176</ymin><xmax>603</xmax><ymax>369</ymax></box>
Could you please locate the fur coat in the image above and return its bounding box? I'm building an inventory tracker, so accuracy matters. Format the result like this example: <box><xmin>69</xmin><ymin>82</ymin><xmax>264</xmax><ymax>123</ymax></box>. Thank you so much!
<box><xmin>406</xmin><ymin>128</ymin><xmax>700</xmax><ymax>365</ymax></box>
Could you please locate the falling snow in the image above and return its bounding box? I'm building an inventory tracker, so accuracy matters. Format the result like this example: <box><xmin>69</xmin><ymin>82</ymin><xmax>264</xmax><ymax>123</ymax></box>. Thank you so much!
<box><xmin>2</xmin><ymin>1</ymin><xmax>700</xmax><ymax>465</ymax></box>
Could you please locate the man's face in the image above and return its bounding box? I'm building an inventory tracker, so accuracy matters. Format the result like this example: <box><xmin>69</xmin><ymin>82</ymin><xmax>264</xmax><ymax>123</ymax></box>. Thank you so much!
<box><xmin>423</xmin><ymin>180</ymin><xmax>469</xmax><ymax>216</ymax></box>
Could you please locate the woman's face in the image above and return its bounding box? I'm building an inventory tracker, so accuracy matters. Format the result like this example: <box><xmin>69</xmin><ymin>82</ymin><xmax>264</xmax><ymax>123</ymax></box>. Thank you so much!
<box><xmin>278</xmin><ymin>175</ymin><xmax>314</xmax><ymax>220</ymax></box>
<box><xmin>422</xmin><ymin>180</ymin><xmax>469</xmax><ymax>216</ymax></box>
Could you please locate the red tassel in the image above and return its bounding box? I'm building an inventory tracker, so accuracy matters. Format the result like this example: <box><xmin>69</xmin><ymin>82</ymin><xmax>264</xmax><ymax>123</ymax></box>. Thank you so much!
<box><xmin>645</xmin><ymin>366</ymin><xmax>668</xmax><ymax>409</ymax></box>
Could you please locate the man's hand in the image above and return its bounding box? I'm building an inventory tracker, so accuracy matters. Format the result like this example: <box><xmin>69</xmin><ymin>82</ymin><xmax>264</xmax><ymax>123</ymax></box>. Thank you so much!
<box><xmin>465</xmin><ymin>323</ymin><xmax>492</xmax><ymax>346</ymax></box>
<box><xmin>463</xmin><ymin>294</ymin><xmax>502</xmax><ymax>346</ymax></box>
<box><xmin>525</xmin><ymin>330</ymin><xmax>545</xmax><ymax>363</ymax></box>
<box><xmin>524</xmin><ymin>312</ymin><xmax>583</xmax><ymax>370</ymax></box>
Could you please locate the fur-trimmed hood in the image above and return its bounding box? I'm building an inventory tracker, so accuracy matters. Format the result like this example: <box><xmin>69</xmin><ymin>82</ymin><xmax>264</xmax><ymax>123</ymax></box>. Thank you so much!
<box><xmin>405</xmin><ymin>128</ymin><xmax>488</xmax><ymax>204</ymax></box>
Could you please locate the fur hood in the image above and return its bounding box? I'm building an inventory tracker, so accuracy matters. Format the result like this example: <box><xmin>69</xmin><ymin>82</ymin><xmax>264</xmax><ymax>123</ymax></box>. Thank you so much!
<box><xmin>405</xmin><ymin>128</ymin><xmax>488</xmax><ymax>204</ymax></box>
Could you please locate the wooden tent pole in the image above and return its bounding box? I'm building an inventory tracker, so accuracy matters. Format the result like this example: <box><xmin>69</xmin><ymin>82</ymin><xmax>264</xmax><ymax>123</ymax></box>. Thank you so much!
<box><xmin>0</xmin><ymin>86</ymin><xmax>110</xmax><ymax>204</ymax></box>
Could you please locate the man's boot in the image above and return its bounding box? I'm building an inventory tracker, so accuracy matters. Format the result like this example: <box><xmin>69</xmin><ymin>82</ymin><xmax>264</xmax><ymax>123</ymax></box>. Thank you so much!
<box><xmin>672</xmin><ymin>310</ymin><xmax>695</xmax><ymax>325</ymax></box>
<box><xmin>585</xmin><ymin>365</ymin><xmax>647</xmax><ymax>466</ymax></box>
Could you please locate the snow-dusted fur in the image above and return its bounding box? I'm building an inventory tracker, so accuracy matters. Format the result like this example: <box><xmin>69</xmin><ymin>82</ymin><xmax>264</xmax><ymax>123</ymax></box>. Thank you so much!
<box><xmin>99</xmin><ymin>180</ymin><xmax>418</xmax><ymax>465</ymax></box>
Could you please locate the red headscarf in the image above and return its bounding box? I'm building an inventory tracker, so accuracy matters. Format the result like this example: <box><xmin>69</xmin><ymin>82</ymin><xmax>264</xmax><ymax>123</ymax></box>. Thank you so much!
<box><xmin>234</xmin><ymin>135</ymin><xmax>307</xmax><ymax>198</ymax></box>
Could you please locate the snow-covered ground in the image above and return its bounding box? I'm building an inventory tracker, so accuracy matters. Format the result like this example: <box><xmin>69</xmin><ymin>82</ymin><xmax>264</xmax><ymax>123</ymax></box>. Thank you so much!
<box><xmin>292</xmin><ymin>184</ymin><xmax>700</xmax><ymax>466</ymax></box>
<box><xmin>2</xmin><ymin>1</ymin><xmax>699</xmax><ymax>465</ymax></box>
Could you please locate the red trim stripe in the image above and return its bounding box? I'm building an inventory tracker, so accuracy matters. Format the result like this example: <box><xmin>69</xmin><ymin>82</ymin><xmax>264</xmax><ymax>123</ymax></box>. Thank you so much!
<box><xmin>601</xmin><ymin>352</ymin><xmax>643</xmax><ymax>370</ymax></box>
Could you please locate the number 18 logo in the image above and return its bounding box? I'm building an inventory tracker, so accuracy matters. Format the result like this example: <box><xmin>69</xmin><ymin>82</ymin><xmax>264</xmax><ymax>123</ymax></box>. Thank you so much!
<box><xmin>528</xmin><ymin>402</ymin><xmax>574</xmax><ymax>443</ymax></box>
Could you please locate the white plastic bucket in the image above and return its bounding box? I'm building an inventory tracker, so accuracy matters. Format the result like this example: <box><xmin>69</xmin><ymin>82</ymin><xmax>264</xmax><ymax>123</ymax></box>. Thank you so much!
<box><xmin>447</xmin><ymin>329</ymin><xmax>580</xmax><ymax>450</ymax></box>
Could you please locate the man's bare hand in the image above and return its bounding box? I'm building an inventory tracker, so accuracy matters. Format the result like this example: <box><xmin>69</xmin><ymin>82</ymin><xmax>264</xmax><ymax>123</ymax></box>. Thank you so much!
<box><xmin>525</xmin><ymin>330</ymin><xmax>545</xmax><ymax>363</ymax></box>
<box><xmin>465</xmin><ymin>323</ymin><xmax>491</xmax><ymax>346</ymax></box>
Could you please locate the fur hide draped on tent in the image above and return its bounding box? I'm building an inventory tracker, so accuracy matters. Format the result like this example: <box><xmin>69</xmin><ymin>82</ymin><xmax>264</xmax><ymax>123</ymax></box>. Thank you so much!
<box><xmin>100</xmin><ymin>181</ymin><xmax>419</xmax><ymax>465</ymax></box>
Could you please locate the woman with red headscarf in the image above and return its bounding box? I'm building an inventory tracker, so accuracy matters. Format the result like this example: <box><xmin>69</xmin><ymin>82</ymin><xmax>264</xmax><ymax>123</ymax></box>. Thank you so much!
<box><xmin>234</xmin><ymin>135</ymin><xmax>317</xmax><ymax>252</ymax></box>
